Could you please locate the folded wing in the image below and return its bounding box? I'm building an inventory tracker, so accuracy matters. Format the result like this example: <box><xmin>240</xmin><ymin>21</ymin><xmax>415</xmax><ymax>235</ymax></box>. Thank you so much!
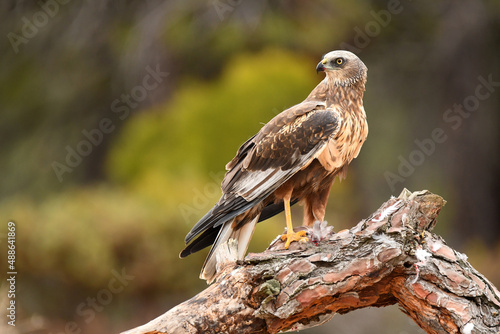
<box><xmin>182</xmin><ymin>102</ymin><xmax>341</xmax><ymax>251</ymax></box>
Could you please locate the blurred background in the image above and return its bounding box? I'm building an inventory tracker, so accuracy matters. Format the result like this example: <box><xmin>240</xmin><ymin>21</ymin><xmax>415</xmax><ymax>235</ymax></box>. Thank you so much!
<box><xmin>1</xmin><ymin>1</ymin><xmax>499</xmax><ymax>333</ymax></box>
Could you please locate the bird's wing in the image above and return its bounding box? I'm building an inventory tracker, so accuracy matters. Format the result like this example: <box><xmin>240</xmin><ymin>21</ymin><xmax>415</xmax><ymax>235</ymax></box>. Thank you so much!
<box><xmin>224</xmin><ymin>104</ymin><xmax>341</xmax><ymax>201</ymax></box>
<box><xmin>183</xmin><ymin>101</ymin><xmax>341</xmax><ymax>244</ymax></box>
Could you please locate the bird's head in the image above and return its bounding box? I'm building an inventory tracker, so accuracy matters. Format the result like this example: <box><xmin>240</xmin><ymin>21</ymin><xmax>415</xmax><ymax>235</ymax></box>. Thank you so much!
<box><xmin>316</xmin><ymin>50</ymin><xmax>367</xmax><ymax>86</ymax></box>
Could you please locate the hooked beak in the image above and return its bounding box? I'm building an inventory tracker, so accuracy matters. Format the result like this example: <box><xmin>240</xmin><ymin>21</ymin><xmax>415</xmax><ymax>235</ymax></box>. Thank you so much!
<box><xmin>316</xmin><ymin>62</ymin><xmax>325</xmax><ymax>73</ymax></box>
<box><xmin>316</xmin><ymin>58</ymin><xmax>328</xmax><ymax>74</ymax></box>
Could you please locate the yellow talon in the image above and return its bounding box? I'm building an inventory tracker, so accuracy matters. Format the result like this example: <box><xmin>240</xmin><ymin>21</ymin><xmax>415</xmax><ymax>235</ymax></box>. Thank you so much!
<box><xmin>281</xmin><ymin>230</ymin><xmax>308</xmax><ymax>249</ymax></box>
<box><xmin>280</xmin><ymin>196</ymin><xmax>308</xmax><ymax>249</ymax></box>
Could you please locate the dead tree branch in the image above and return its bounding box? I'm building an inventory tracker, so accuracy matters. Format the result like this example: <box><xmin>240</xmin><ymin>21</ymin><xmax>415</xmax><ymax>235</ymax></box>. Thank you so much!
<box><xmin>122</xmin><ymin>189</ymin><xmax>500</xmax><ymax>334</ymax></box>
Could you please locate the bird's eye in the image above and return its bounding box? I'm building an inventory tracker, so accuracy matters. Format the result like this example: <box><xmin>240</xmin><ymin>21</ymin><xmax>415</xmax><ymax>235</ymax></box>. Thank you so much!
<box><xmin>336</xmin><ymin>58</ymin><xmax>344</xmax><ymax>65</ymax></box>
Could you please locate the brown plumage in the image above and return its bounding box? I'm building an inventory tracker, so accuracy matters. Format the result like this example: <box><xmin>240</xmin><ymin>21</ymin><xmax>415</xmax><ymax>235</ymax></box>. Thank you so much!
<box><xmin>180</xmin><ymin>50</ymin><xmax>368</xmax><ymax>283</ymax></box>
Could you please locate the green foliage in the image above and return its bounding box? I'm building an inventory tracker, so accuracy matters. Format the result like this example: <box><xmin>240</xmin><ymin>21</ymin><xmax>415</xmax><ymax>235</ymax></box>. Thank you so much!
<box><xmin>1</xmin><ymin>50</ymin><xmax>325</xmax><ymax>319</ymax></box>
<box><xmin>106</xmin><ymin>49</ymin><xmax>318</xmax><ymax>193</ymax></box>
<box><xmin>1</xmin><ymin>185</ymin><xmax>210</xmax><ymax>318</ymax></box>
<box><xmin>2</xmin><ymin>187</ymin><xmax>201</xmax><ymax>289</ymax></box>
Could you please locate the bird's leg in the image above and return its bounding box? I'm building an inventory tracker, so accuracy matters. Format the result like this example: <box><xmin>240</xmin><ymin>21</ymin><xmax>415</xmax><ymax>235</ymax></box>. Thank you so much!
<box><xmin>280</xmin><ymin>196</ymin><xmax>308</xmax><ymax>249</ymax></box>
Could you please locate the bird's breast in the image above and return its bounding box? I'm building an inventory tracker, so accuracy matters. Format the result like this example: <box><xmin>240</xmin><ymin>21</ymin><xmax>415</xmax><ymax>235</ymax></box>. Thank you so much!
<box><xmin>315</xmin><ymin>106</ymin><xmax>367</xmax><ymax>177</ymax></box>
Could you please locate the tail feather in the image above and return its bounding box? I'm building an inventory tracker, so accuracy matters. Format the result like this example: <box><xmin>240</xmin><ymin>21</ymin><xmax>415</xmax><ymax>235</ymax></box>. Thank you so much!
<box><xmin>184</xmin><ymin>196</ymin><xmax>257</xmax><ymax>244</ymax></box>
<box><xmin>236</xmin><ymin>217</ymin><xmax>257</xmax><ymax>260</ymax></box>
<box><xmin>180</xmin><ymin>199</ymin><xmax>300</xmax><ymax>258</ymax></box>
<box><xmin>200</xmin><ymin>215</ymin><xmax>259</xmax><ymax>283</ymax></box>
<box><xmin>179</xmin><ymin>226</ymin><xmax>221</xmax><ymax>258</ymax></box>
<box><xmin>199</xmin><ymin>221</ymin><xmax>233</xmax><ymax>282</ymax></box>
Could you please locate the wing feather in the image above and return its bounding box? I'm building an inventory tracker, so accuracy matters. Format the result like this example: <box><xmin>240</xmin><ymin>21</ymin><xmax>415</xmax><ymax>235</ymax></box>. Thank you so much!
<box><xmin>226</xmin><ymin>107</ymin><xmax>340</xmax><ymax>201</ymax></box>
<box><xmin>182</xmin><ymin>102</ymin><xmax>340</xmax><ymax>250</ymax></box>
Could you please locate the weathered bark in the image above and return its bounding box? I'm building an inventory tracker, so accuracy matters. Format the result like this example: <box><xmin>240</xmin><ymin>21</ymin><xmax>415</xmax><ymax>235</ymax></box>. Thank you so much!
<box><xmin>122</xmin><ymin>189</ymin><xmax>500</xmax><ymax>334</ymax></box>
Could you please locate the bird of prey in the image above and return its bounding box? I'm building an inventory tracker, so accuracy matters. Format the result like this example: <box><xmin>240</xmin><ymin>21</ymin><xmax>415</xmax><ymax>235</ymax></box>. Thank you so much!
<box><xmin>180</xmin><ymin>50</ymin><xmax>368</xmax><ymax>283</ymax></box>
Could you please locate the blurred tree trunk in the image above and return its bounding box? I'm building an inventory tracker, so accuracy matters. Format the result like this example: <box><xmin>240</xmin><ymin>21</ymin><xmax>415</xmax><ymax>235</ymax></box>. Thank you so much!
<box><xmin>122</xmin><ymin>190</ymin><xmax>500</xmax><ymax>334</ymax></box>
<box><xmin>426</xmin><ymin>2</ymin><xmax>500</xmax><ymax>246</ymax></box>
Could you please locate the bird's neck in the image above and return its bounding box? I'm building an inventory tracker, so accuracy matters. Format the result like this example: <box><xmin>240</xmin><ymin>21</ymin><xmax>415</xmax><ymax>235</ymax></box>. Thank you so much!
<box><xmin>306</xmin><ymin>76</ymin><xmax>366</xmax><ymax>109</ymax></box>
